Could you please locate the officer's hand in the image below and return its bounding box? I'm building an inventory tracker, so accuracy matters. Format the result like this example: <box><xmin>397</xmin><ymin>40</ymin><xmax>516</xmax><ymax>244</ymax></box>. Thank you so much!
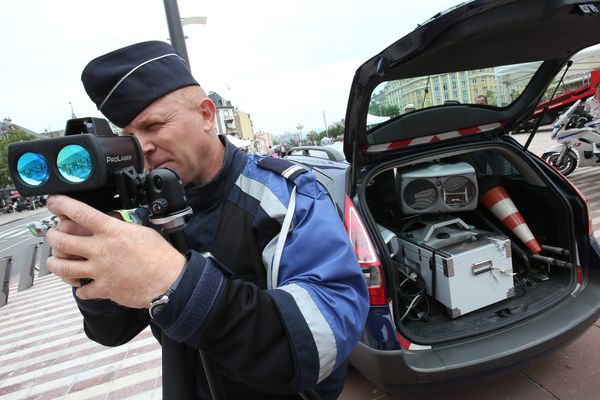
<box><xmin>50</xmin><ymin>216</ymin><xmax>92</xmax><ymax>288</ymax></box>
<box><xmin>45</xmin><ymin>195</ymin><xmax>186</xmax><ymax>309</ymax></box>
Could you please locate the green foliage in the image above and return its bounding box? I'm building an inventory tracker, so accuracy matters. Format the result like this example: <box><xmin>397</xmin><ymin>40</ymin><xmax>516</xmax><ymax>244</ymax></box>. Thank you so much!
<box><xmin>326</xmin><ymin>121</ymin><xmax>345</xmax><ymax>138</ymax></box>
<box><xmin>0</xmin><ymin>130</ymin><xmax>37</xmax><ymax>188</ymax></box>
<box><xmin>307</xmin><ymin>131</ymin><xmax>320</xmax><ymax>143</ymax></box>
<box><xmin>485</xmin><ymin>90</ymin><xmax>497</xmax><ymax>106</ymax></box>
<box><xmin>381</xmin><ymin>105</ymin><xmax>400</xmax><ymax>117</ymax></box>
<box><xmin>510</xmin><ymin>88</ymin><xmax>520</xmax><ymax>102</ymax></box>
<box><xmin>369</xmin><ymin>103</ymin><xmax>400</xmax><ymax>117</ymax></box>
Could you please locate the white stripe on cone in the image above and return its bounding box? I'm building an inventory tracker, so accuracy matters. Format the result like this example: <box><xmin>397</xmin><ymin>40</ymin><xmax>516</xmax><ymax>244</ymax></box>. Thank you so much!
<box><xmin>482</xmin><ymin>186</ymin><xmax>541</xmax><ymax>254</ymax></box>
<box><xmin>489</xmin><ymin>198</ymin><xmax>516</xmax><ymax>221</ymax></box>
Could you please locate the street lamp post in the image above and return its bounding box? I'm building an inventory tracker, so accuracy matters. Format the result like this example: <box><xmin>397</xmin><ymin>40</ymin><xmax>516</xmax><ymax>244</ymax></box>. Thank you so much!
<box><xmin>296</xmin><ymin>123</ymin><xmax>304</xmax><ymax>145</ymax></box>
<box><xmin>322</xmin><ymin>111</ymin><xmax>329</xmax><ymax>138</ymax></box>
<box><xmin>163</xmin><ymin>0</ymin><xmax>189</xmax><ymax>66</ymax></box>
<box><xmin>163</xmin><ymin>1</ymin><xmax>207</xmax><ymax>70</ymax></box>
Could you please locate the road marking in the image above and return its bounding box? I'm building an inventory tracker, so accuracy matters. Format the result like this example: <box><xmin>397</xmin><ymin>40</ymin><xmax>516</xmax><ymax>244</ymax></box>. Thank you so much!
<box><xmin>0</xmin><ymin>275</ymin><xmax>162</xmax><ymax>399</ymax></box>
<box><xmin>0</xmin><ymin>227</ymin><xmax>30</xmax><ymax>239</ymax></box>
<box><xmin>0</xmin><ymin>236</ymin><xmax>39</xmax><ymax>253</ymax></box>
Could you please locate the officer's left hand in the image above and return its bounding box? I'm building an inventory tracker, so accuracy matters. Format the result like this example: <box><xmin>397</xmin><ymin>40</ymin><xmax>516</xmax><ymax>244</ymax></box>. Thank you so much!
<box><xmin>45</xmin><ymin>195</ymin><xmax>186</xmax><ymax>309</ymax></box>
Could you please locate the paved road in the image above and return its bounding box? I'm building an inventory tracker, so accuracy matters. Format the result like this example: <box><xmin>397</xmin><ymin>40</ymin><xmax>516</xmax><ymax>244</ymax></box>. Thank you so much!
<box><xmin>2</xmin><ymin>130</ymin><xmax>600</xmax><ymax>399</ymax></box>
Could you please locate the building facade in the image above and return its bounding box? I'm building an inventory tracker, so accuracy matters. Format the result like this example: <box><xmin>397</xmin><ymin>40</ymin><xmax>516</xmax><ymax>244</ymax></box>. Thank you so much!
<box><xmin>254</xmin><ymin>131</ymin><xmax>273</xmax><ymax>155</ymax></box>
<box><xmin>208</xmin><ymin>92</ymin><xmax>237</xmax><ymax>136</ymax></box>
<box><xmin>236</xmin><ymin>110</ymin><xmax>255</xmax><ymax>142</ymax></box>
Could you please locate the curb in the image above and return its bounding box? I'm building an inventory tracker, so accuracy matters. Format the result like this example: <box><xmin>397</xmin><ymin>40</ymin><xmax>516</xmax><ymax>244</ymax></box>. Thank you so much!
<box><xmin>0</xmin><ymin>207</ymin><xmax>50</xmax><ymax>227</ymax></box>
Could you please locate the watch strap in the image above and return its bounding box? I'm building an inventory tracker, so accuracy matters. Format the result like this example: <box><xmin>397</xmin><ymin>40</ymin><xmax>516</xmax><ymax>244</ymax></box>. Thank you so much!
<box><xmin>148</xmin><ymin>261</ymin><xmax>188</xmax><ymax>319</ymax></box>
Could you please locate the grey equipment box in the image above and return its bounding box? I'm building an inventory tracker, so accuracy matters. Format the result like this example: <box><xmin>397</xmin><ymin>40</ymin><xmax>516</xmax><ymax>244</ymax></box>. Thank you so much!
<box><xmin>397</xmin><ymin>217</ymin><xmax>514</xmax><ymax>318</ymax></box>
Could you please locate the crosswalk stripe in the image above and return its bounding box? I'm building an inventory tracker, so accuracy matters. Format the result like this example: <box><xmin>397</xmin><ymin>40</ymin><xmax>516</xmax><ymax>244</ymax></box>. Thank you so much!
<box><xmin>0</xmin><ymin>275</ymin><xmax>162</xmax><ymax>399</ymax></box>
<box><xmin>0</xmin><ymin>228</ymin><xmax>30</xmax><ymax>239</ymax></box>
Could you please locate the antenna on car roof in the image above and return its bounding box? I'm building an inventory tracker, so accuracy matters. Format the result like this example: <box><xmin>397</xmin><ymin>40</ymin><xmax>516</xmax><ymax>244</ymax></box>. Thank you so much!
<box><xmin>524</xmin><ymin>60</ymin><xmax>573</xmax><ymax>150</ymax></box>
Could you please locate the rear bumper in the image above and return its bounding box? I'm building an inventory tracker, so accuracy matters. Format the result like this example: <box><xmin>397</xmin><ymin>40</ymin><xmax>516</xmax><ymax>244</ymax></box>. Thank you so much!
<box><xmin>350</xmin><ymin>268</ymin><xmax>600</xmax><ymax>392</ymax></box>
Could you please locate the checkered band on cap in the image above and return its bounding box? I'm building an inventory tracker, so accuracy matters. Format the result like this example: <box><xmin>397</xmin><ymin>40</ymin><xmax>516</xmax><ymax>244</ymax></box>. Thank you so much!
<box><xmin>81</xmin><ymin>41</ymin><xmax>199</xmax><ymax>127</ymax></box>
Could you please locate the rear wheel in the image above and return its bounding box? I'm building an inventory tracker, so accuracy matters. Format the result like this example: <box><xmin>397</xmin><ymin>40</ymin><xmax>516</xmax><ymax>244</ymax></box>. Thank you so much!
<box><xmin>542</xmin><ymin>151</ymin><xmax>578</xmax><ymax>176</ymax></box>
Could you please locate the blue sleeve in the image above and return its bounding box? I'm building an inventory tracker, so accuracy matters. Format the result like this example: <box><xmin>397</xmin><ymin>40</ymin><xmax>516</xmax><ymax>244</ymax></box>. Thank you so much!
<box><xmin>270</xmin><ymin>172</ymin><xmax>369</xmax><ymax>384</ymax></box>
<box><xmin>151</xmin><ymin>170</ymin><xmax>369</xmax><ymax>394</ymax></box>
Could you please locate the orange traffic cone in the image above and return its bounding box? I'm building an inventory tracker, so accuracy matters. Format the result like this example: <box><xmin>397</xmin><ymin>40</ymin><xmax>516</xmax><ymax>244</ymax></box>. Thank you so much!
<box><xmin>480</xmin><ymin>183</ymin><xmax>542</xmax><ymax>254</ymax></box>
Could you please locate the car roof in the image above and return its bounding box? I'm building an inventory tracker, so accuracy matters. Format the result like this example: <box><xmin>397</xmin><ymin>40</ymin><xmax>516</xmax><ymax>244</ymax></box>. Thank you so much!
<box><xmin>344</xmin><ymin>0</ymin><xmax>600</xmax><ymax>162</ymax></box>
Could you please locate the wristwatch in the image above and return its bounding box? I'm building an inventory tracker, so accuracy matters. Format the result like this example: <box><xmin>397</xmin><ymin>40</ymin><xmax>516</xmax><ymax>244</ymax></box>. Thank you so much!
<box><xmin>148</xmin><ymin>262</ymin><xmax>188</xmax><ymax>320</ymax></box>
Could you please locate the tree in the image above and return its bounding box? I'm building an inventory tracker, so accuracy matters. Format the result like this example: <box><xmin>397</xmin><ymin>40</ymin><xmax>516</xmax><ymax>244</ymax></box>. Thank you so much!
<box><xmin>510</xmin><ymin>88</ymin><xmax>520</xmax><ymax>102</ymax></box>
<box><xmin>327</xmin><ymin>122</ymin><xmax>345</xmax><ymax>139</ymax></box>
<box><xmin>485</xmin><ymin>90</ymin><xmax>497</xmax><ymax>106</ymax></box>
<box><xmin>381</xmin><ymin>104</ymin><xmax>400</xmax><ymax>117</ymax></box>
<box><xmin>368</xmin><ymin>103</ymin><xmax>400</xmax><ymax>117</ymax></box>
<box><xmin>0</xmin><ymin>130</ymin><xmax>37</xmax><ymax>188</ymax></box>
<box><xmin>307</xmin><ymin>131</ymin><xmax>320</xmax><ymax>143</ymax></box>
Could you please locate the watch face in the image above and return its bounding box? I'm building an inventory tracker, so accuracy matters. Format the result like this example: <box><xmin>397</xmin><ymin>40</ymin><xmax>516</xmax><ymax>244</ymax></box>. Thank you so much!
<box><xmin>150</xmin><ymin>303</ymin><xmax>166</xmax><ymax>319</ymax></box>
<box><xmin>149</xmin><ymin>294</ymin><xmax>170</xmax><ymax>319</ymax></box>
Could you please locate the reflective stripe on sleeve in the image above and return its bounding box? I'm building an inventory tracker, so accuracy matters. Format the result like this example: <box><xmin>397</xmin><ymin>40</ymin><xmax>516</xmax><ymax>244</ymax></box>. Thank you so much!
<box><xmin>278</xmin><ymin>283</ymin><xmax>337</xmax><ymax>383</ymax></box>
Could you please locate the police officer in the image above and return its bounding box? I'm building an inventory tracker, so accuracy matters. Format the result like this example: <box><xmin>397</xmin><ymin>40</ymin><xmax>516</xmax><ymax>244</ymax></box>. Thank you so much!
<box><xmin>45</xmin><ymin>41</ymin><xmax>369</xmax><ymax>399</ymax></box>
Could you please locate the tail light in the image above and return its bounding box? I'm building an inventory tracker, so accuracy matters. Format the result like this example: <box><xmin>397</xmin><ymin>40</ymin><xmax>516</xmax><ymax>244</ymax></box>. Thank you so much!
<box><xmin>344</xmin><ymin>194</ymin><xmax>388</xmax><ymax>305</ymax></box>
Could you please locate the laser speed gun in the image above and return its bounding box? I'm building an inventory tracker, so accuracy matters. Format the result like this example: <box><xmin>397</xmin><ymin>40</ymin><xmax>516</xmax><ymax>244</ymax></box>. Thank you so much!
<box><xmin>8</xmin><ymin>117</ymin><xmax>144</xmax><ymax>212</ymax></box>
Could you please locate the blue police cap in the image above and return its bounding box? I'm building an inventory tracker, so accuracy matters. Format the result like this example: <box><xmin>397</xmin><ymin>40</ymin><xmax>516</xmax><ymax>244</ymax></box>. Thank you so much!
<box><xmin>81</xmin><ymin>41</ymin><xmax>199</xmax><ymax>127</ymax></box>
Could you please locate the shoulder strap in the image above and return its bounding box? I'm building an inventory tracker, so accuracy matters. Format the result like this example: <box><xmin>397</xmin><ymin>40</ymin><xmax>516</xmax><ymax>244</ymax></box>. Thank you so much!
<box><xmin>269</xmin><ymin>185</ymin><xmax>296</xmax><ymax>289</ymax></box>
<box><xmin>257</xmin><ymin>157</ymin><xmax>307</xmax><ymax>181</ymax></box>
<box><xmin>258</xmin><ymin>157</ymin><xmax>305</xmax><ymax>289</ymax></box>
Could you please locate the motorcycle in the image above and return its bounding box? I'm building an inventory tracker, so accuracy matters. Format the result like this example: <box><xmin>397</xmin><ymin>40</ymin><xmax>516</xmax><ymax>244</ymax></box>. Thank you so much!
<box><xmin>542</xmin><ymin>99</ymin><xmax>600</xmax><ymax>176</ymax></box>
<box><xmin>27</xmin><ymin>215</ymin><xmax>58</xmax><ymax>237</ymax></box>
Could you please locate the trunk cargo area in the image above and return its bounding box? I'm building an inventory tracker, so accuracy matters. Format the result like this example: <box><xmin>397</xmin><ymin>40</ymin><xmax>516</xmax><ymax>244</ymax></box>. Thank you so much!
<box><xmin>363</xmin><ymin>141</ymin><xmax>577</xmax><ymax>343</ymax></box>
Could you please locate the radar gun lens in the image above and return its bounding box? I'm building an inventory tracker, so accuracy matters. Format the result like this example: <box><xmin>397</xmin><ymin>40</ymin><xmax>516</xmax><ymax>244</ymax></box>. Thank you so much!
<box><xmin>57</xmin><ymin>144</ymin><xmax>93</xmax><ymax>183</ymax></box>
<box><xmin>17</xmin><ymin>152</ymin><xmax>50</xmax><ymax>186</ymax></box>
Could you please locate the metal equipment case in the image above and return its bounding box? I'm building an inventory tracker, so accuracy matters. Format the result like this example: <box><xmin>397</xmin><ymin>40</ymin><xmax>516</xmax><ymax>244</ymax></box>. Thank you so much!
<box><xmin>397</xmin><ymin>217</ymin><xmax>514</xmax><ymax>318</ymax></box>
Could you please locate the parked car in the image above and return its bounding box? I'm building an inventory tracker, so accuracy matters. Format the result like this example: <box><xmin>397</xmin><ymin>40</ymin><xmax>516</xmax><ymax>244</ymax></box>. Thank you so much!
<box><xmin>285</xmin><ymin>0</ymin><xmax>600</xmax><ymax>393</ymax></box>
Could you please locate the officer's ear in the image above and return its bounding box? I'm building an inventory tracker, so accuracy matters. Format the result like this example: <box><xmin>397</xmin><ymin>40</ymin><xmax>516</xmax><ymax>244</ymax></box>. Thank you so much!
<box><xmin>198</xmin><ymin>98</ymin><xmax>216</xmax><ymax>126</ymax></box>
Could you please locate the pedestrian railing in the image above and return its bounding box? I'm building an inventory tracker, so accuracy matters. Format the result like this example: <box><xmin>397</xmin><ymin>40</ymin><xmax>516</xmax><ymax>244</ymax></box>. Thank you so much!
<box><xmin>0</xmin><ymin>240</ymin><xmax>52</xmax><ymax>308</ymax></box>
<box><xmin>0</xmin><ymin>255</ymin><xmax>11</xmax><ymax>307</ymax></box>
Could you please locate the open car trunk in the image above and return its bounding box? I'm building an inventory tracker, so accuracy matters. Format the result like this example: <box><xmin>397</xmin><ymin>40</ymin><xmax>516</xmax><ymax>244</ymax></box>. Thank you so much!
<box><xmin>361</xmin><ymin>138</ymin><xmax>577</xmax><ymax>344</ymax></box>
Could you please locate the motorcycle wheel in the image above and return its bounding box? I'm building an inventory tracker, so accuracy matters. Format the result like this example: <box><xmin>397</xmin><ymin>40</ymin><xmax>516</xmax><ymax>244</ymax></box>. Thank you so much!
<box><xmin>542</xmin><ymin>151</ymin><xmax>578</xmax><ymax>176</ymax></box>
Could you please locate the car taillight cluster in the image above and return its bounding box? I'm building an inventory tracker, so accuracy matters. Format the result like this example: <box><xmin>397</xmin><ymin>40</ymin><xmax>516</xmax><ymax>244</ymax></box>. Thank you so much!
<box><xmin>344</xmin><ymin>195</ymin><xmax>388</xmax><ymax>306</ymax></box>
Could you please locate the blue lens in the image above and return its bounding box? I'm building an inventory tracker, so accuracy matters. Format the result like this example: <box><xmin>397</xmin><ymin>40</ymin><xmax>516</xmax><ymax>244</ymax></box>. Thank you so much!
<box><xmin>17</xmin><ymin>152</ymin><xmax>50</xmax><ymax>186</ymax></box>
<box><xmin>57</xmin><ymin>145</ymin><xmax>93</xmax><ymax>183</ymax></box>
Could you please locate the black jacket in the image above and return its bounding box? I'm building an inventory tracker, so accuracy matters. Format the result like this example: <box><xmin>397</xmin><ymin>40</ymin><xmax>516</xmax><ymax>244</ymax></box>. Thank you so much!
<box><xmin>75</xmin><ymin>138</ymin><xmax>368</xmax><ymax>399</ymax></box>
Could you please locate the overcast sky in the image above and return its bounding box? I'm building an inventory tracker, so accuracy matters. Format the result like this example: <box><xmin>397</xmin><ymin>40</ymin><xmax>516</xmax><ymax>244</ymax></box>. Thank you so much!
<box><xmin>1</xmin><ymin>0</ymin><xmax>462</xmax><ymax>135</ymax></box>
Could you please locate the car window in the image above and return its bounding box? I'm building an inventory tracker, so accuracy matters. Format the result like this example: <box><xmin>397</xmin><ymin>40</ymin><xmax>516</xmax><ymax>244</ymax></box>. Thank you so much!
<box><xmin>367</xmin><ymin>61</ymin><xmax>543</xmax><ymax>130</ymax></box>
<box><xmin>468</xmin><ymin>151</ymin><xmax>520</xmax><ymax>178</ymax></box>
<box><xmin>538</xmin><ymin>45</ymin><xmax>600</xmax><ymax>105</ymax></box>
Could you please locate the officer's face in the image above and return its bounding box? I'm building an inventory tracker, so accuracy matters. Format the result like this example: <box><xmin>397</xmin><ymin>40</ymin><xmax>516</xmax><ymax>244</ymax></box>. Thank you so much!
<box><xmin>123</xmin><ymin>87</ymin><xmax>223</xmax><ymax>185</ymax></box>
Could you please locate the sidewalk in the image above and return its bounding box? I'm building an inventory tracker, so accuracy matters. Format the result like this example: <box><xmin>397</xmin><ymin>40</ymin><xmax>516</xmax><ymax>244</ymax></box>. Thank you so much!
<box><xmin>0</xmin><ymin>207</ymin><xmax>49</xmax><ymax>227</ymax></box>
<box><xmin>0</xmin><ymin>274</ymin><xmax>162</xmax><ymax>399</ymax></box>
